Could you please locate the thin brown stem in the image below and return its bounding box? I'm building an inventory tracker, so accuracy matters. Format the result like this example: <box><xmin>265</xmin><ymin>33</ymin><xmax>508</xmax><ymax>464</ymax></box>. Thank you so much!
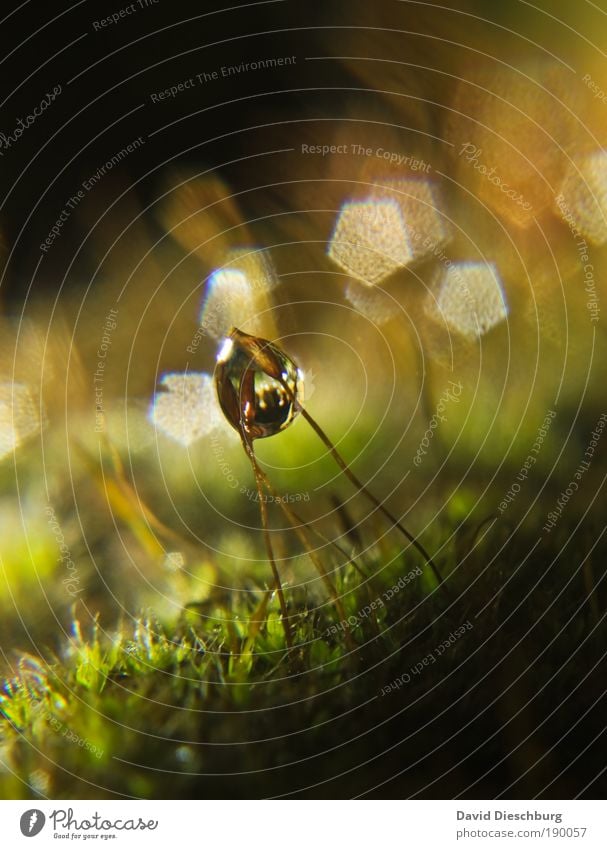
<box><xmin>272</xmin><ymin>494</ymin><xmax>382</xmax><ymax>639</ymax></box>
<box><xmin>297</xmin><ymin>406</ymin><xmax>446</xmax><ymax>592</ymax></box>
<box><xmin>259</xmin><ymin>474</ymin><xmax>369</xmax><ymax>583</ymax></box>
<box><xmin>242</xmin><ymin>437</ymin><xmax>293</xmax><ymax>649</ymax></box>
<box><xmin>247</xmin><ymin>463</ymin><xmax>355</xmax><ymax>649</ymax></box>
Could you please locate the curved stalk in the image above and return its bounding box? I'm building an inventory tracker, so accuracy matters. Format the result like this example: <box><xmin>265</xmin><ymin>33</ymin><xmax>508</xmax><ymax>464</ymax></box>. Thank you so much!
<box><xmin>241</xmin><ymin>436</ymin><xmax>293</xmax><ymax>649</ymax></box>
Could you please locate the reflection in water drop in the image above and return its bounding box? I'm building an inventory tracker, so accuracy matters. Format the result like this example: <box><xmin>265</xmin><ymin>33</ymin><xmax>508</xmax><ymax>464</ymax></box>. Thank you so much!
<box><xmin>215</xmin><ymin>327</ymin><xmax>303</xmax><ymax>440</ymax></box>
<box><xmin>151</xmin><ymin>250</ymin><xmax>283</xmax><ymax>448</ymax></box>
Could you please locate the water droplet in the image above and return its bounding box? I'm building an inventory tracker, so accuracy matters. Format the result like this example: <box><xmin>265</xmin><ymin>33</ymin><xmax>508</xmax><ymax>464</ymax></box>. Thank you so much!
<box><xmin>215</xmin><ymin>328</ymin><xmax>303</xmax><ymax>440</ymax></box>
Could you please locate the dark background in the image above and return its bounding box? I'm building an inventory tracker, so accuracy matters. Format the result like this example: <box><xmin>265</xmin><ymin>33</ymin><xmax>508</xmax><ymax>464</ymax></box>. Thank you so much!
<box><xmin>0</xmin><ymin>0</ymin><xmax>545</xmax><ymax>303</ymax></box>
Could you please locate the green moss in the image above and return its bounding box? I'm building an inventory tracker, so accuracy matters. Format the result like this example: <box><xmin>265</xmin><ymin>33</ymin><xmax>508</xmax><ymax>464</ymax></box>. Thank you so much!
<box><xmin>1</xmin><ymin>502</ymin><xmax>605</xmax><ymax>798</ymax></box>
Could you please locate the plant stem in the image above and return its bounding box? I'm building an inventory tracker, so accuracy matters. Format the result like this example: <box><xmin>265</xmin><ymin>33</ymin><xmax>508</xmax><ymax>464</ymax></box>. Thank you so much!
<box><xmin>242</xmin><ymin>437</ymin><xmax>293</xmax><ymax>649</ymax></box>
<box><xmin>250</xmin><ymin>463</ymin><xmax>355</xmax><ymax>650</ymax></box>
<box><xmin>297</xmin><ymin>406</ymin><xmax>447</xmax><ymax>592</ymax></box>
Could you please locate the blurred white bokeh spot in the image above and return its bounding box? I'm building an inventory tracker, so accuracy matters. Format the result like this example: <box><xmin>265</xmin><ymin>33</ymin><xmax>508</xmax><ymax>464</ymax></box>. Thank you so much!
<box><xmin>328</xmin><ymin>199</ymin><xmax>413</xmax><ymax>285</ymax></box>
<box><xmin>152</xmin><ymin>247</ymin><xmax>287</xmax><ymax>449</ymax></box>
<box><xmin>200</xmin><ymin>248</ymin><xmax>278</xmax><ymax>340</ymax></box>
<box><xmin>102</xmin><ymin>399</ymin><xmax>155</xmax><ymax>455</ymax></box>
<box><xmin>557</xmin><ymin>150</ymin><xmax>607</xmax><ymax>246</ymax></box>
<box><xmin>371</xmin><ymin>179</ymin><xmax>451</xmax><ymax>258</ymax></box>
<box><xmin>201</xmin><ymin>268</ymin><xmax>255</xmax><ymax>339</ymax></box>
<box><xmin>150</xmin><ymin>372</ymin><xmax>222</xmax><ymax>447</ymax></box>
<box><xmin>164</xmin><ymin>551</ymin><xmax>185</xmax><ymax>572</ymax></box>
<box><xmin>426</xmin><ymin>262</ymin><xmax>508</xmax><ymax>341</ymax></box>
<box><xmin>328</xmin><ymin>181</ymin><xmax>450</xmax><ymax>286</ymax></box>
<box><xmin>344</xmin><ymin>279</ymin><xmax>403</xmax><ymax>325</ymax></box>
<box><xmin>225</xmin><ymin>247</ymin><xmax>279</xmax><ymax>293</ymax></box>
<box><xmin>0</xmin><ymin>382</ymin><xmax>43</xmax><ymax>460</ymax></box>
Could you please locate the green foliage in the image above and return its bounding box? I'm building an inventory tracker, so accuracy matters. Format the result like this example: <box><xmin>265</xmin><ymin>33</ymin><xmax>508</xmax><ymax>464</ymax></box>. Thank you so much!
<box><xmin>1</xmin><ymin>505</ymin><xmax>605</xmax><ymax>799</ymax></box>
